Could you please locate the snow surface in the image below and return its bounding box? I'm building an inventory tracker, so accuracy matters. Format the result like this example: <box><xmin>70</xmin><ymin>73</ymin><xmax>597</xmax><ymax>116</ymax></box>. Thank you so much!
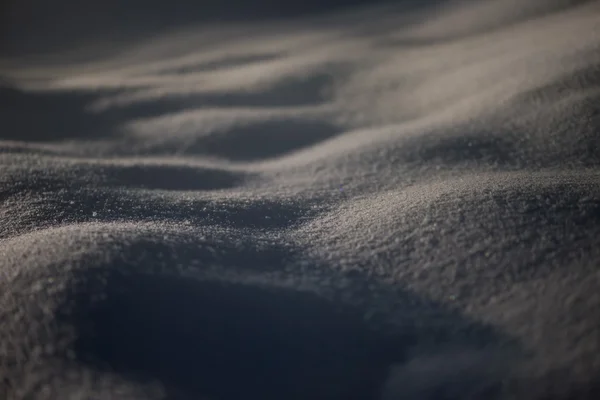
<box><xmin>1</xmin><ymin>0</ymin><xmax>600</xmax><ymax>399</ymax></box>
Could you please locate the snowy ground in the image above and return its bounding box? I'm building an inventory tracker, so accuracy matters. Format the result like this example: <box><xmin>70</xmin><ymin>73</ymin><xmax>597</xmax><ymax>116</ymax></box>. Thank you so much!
<box><xmin>1</xmin><ymin>0</ymin><xmax>600</xmax><ymax>398</ymax></box>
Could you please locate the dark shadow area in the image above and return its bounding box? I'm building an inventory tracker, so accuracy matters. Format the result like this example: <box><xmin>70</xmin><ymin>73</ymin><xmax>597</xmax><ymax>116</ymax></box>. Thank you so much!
<box><xmin>0</xmin><ymin>71</ymin><xmax>336</xmax><ymax>151</ymax></box>
<box><xmin>72</xmin><ymin>276</ymin><xmax>393</xmax><ymax>400</ymax></box>
<box><xmin>96</xmin><ymin>164</ymin><xmax>248</xmax><ymax>191</ymax></box>
<box><xmin>97</xmin><ymin>71</ymin><xmax>336</xmax><ymax>120</ymax></box>
<box><xmin>179</xmin><ymin>119</ymin><xmax>343</xmax><ymax>161</ymax></box>
<box><xmin>0</xmin><ymin>172</ymin><xmax>321</xmax><ymax>235</ymax></box>
<box><xmin>0</xmin><ymin>0</ymin><xmax>409</xmax><ymax>57</ymax></box>
<box><xmin>54</xmin><ymin>237</ymin><xmax>516</xmax><ymax>400</ymax></box>
<box><xmin>546</xmin><ymin>380</ymin><xmax>600</xmax><ymax>400</ymax></box>
<box><xmin>507</xmin><ymin>373</ymin><xmax>600</xmax><ymax>400</ymax></box>
<box><xmin>0</xmin><ymin>85</ymin><xmax>125</xmax><ymax>141</ymax></box>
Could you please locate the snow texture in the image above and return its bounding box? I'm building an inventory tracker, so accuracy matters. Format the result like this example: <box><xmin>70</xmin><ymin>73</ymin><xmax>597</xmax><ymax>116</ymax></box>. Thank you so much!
<box><xmin>1</xmin><ymin>0</ymin><xmax>600</xmax><ymax>399</ymax></box>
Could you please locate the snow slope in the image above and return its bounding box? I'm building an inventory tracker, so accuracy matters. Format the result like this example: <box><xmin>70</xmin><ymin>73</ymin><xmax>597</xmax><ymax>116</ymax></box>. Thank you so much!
<box><xmin>1</xmin><ymin>0</ymin><xmax>599</xmax><ymax>398</ymax></box>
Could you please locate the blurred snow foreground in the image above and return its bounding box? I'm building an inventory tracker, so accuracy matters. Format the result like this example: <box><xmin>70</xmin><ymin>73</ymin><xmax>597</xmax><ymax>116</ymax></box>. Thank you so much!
<box><xmin>1</xmin><ymin>0</ymin><xmax>600</xmax><ymax>399</ymax></box>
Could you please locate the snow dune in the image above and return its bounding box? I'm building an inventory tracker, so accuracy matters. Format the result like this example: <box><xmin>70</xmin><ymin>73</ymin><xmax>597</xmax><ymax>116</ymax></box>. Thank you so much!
<box><xmin>1</xmin><ymin>0</ymin><xmax>599</xmax><ymax>398</ymax></box>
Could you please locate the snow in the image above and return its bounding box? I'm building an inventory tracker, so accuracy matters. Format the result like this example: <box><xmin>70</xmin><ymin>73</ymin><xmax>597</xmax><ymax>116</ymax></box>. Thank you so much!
<box><xmin>1</xmin><ymin>0</ymin><xmax>599</xmax><ymax>398</ymax></box>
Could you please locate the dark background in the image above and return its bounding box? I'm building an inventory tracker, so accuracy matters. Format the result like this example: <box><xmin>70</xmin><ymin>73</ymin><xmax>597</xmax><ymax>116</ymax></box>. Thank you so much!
<box><xmin>0</xmin><ymin>0</ymin><xmax>428</xmax><ymax>57</ymax></box>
